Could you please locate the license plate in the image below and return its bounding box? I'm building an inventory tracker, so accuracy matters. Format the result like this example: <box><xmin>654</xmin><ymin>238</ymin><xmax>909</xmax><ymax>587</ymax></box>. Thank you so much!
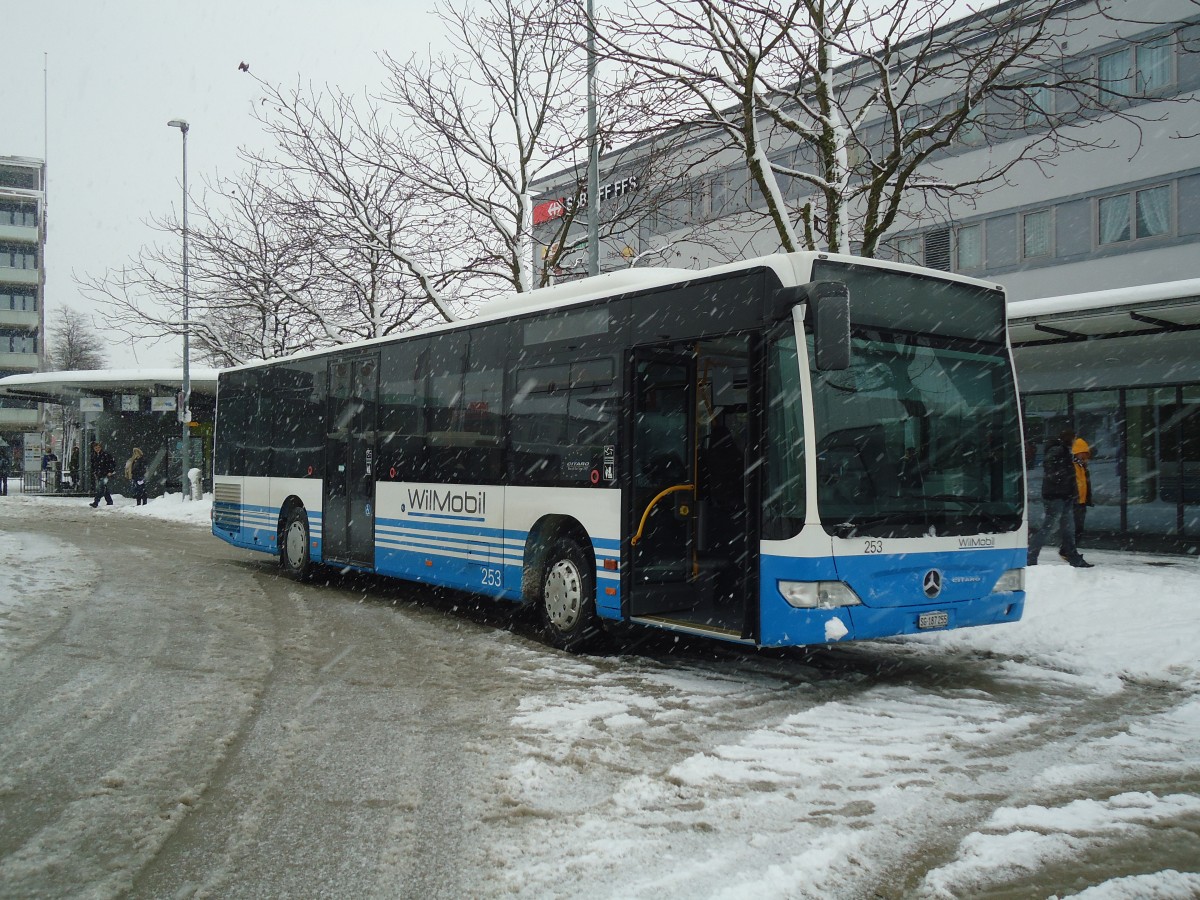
<box><xmin>918</xmin><ymin>611</ymin><xmax>949</xmax><ymax>630</ymax></box>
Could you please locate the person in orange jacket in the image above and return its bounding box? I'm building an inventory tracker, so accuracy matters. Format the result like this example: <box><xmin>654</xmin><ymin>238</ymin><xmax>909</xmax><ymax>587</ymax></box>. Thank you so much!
<box><xmin>1061</xmin><ymin>437</ymin><xmax>1093</xmax><ymax>556</ymax></box>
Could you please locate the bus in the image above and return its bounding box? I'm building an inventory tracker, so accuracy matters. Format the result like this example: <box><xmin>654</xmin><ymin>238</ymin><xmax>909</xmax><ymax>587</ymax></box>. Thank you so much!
<box><xmin>212</xmin><ymin>251</ymin><xmax>1026</xmax><ymax>650</ymax></box>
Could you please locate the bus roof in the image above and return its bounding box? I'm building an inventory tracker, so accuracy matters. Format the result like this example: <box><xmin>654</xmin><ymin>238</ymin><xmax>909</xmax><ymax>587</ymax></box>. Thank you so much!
<box><xmin>223</xmin><ymin>251</ymin><xmax>1004</xmax><ymax>374</ymax></box>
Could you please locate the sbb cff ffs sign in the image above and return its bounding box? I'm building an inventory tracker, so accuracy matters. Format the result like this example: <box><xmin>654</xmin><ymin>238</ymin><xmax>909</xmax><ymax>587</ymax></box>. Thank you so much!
<box><xmin>533</xmin><ymin>175</ymin><xmax>640</xmax><ymax>225</ymax></box>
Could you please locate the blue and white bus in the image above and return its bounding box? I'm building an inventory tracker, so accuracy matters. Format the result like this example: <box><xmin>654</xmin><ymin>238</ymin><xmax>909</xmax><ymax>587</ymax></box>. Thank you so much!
<box><xmin>212</xmin><ymin>252</ymin><xmax>1026</xmax><ymax>650</ymax></box>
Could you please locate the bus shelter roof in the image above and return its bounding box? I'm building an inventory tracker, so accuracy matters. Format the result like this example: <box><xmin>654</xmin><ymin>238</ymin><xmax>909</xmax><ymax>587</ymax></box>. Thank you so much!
<box><xmin>1008</xmin><ymin>278</ymin><xmax>1200</xmax><ymax>347</ymax></box>
<box><xmin>0</xmin><ymin>368</ymin><xmax>220</xmax><ymax>404</ymax></box>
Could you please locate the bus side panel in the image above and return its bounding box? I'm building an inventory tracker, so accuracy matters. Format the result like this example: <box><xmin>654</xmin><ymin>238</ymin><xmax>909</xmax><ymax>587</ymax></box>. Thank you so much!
<box><xmin>374</xmin><ymin>481</ymin><xmax>512</xmax><ymax>596</ymax></box>
<box><xmin>270</xmin><ymin>476</ymin><xmax>325</xmax><ymax>564</ymax></box>
<box><xmin>503</xmin><ymin>485</ymin><xmax>623</xmax><ymax>618</ymax></box>
<box><xmin>759</xmin><ymin>547</ymin><xmax>1026</xmax><ymax>647</ymax></box>
<box><xmin>212</xmin><ymin>474</ymin><xmax>278</xmax><ymax>556</ymax></box>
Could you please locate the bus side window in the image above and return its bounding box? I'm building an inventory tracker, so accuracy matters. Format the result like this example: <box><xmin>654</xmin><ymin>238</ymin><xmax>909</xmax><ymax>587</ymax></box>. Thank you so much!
<box><xmin>379</xmin><ymin>340</ymin><xmax>427</xmax><ymax>482</ymax></box>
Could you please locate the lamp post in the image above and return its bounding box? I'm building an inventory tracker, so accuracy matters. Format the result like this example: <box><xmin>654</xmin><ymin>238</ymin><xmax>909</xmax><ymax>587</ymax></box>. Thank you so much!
<box><xmin>167</xmin><ymin>118</ymin><xmax>191</xmax><ymax>500</ymax></box>
<box><xmin>586</xmin><ymin>0</ymin><xmax>599</xmax><ymax>277</ymax></box>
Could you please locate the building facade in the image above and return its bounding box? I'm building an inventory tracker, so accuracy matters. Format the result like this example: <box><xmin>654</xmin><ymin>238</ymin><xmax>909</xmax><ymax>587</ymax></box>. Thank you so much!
<box><xmin>0</xmin><ymin>156</ymin><xmax>46</xmax><ymax>446</ymax></box>
<box><xmin>530</xmin><ymin>0</ymin><xmax>1200</xmax><ymax>548</ymax></box>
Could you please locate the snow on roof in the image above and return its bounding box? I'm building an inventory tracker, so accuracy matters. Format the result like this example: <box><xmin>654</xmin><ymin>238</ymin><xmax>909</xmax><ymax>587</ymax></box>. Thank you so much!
<box><xmin>1008</xmin><ymin>278</ymin><xmax>1200</xmax><ymax>320</ymax></box>
<box><xmin>0</xmin><ymin>368</ymin><xmax>220</xmax><ymax>400</ymax></box>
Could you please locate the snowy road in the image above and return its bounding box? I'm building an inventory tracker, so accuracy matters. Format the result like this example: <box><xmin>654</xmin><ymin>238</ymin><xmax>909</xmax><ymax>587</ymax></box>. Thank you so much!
<box><xmin>0</xmin><ymin>494</ymin><xmax>1198</xmax><ymax>899</ymax></box>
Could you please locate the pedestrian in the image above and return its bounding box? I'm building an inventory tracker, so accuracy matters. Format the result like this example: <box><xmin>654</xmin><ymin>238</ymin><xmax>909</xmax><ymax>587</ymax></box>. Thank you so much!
<box><xmin>89</xmin><ymin>441</ymin><xmax>117</xmax><ymax>507</ymax></box>
<box><xmin>1028</xmin><ymin>427</ymin><xmax>1093</xmax><ymax>568</ymax></box>
<box><xmin>0</xmin><ymin>442</ymin><xmax>10</xmax><ymax>496</ymax></box>
<box><xmin>128</xmin><ymin>447</ymin><xmax>148</xmax><ymax>505</ymax></box>
<box><xmin>68</xmin><ymin>445</ymin><xmax>80</xmax><ymax>489</ymax></box>
<box><xmin>1062</xmin><ymin>437</ymin><xmax>1093</xmax><ymax>554</ymax></box>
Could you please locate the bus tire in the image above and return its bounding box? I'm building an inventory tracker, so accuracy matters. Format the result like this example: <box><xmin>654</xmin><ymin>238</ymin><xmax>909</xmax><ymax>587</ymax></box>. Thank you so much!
<box><xmin>280</xmin><ymin>506</ymin><xmax>313</xmax><ymax>581</ymax></box>
<box><xmin>539</xmin><ymin>537</ymin><xmax>598</xmax><ymax>651</ymax></box>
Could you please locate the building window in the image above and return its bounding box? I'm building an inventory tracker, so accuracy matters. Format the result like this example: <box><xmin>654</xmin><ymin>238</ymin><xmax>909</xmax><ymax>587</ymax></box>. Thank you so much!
<box><xmin>0</xmin><ymin>289</ymin><xmax>37</xmax><ymax>311</ymax></box>
<box><xmin>0</xmin><ymin>200</ymin><xmax>38</xmax><ymax>227</ymax></box>
<box><xmin>1098</xmin><ymin>36</ymin><xmax>1174</xmax><ymax>101</ymax></box>
<box><xmin>0</xmin><ymin>243</ymin><xmax>38</xmax><ymax>269</ymax></box>
<box><xmin>893</xmin><ymin>235</ymin><xmax>922</xmax><ymax>265</ymax></box>
<box><xmin>1022</xmin><ymin>85</ymin><xmax>1053</xmax><ymax>128</ymax></box>
<box><xmin>1137</xmin><ymin>36</ymin><xmax>1173</xmax><ymax>93</ymax></box>
<box><xmin>1098</xmin><ymin>193</ymin><xmax>1132</xmax><ymax>244</ymax></box>
<box><xmin>1023</xmin><ymin>209</ymin><xmax>1052</xmax><ymax>258</ymax></box>
<box><xmin>1135</xmin><ymin>185</ymin><xmax>1171</xmax><ymax>238</ymax></box>
<box><xmin>957</xmin><ymin>105</ymin><xmax>985</xmax><ymax>147</ymax></box>
<box><xmin>1</xmin><ymin>331</ymin><xmax>37</xmax><ymax>354</ymax></box>
<box><xmin>956</xmin><ymin>224</ymin><xmax>983</xmax><ymax>270</ymax></box>
<box><xmin>1099</xmin><ymin>185</ymin><xmax>1171</xmax><ymax>245</ymax></box>
<box><xmin>1098</xmin><ymin>47</ymin><xmax>1134</xmax><ymax>100</ymax></box>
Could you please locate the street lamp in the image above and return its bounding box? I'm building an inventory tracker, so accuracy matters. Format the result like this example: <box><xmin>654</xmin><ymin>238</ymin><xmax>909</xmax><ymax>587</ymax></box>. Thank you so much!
<box><xmin>167</xmin><ymin>118</ymin><xmax>191</xmax><ymax>500</ymax></box>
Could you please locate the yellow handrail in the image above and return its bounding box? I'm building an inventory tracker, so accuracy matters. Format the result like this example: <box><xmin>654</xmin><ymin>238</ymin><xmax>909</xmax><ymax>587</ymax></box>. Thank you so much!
<box><xmin>630</xmin><ymin>483</ymin><xmax>694</xmax><ymax>546</ymax></box>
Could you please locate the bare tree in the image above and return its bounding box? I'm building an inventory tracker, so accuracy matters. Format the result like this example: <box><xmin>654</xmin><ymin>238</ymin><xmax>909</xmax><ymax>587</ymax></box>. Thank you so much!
<box><xmin>599</xmin><ymin>0</ymin><xmax>1191</xmax><ymax>257</ymax></box>
<box><xmin>247</xmin><ymin>79</ymin><xmax>465</xmax><ymax>323</ymax></box>
<box><xmin>48</xmin><ymin>307</ymin><xmax>107</xmax><ymax>371</ymax></box>
<box><xmin>374</xmin><ymin>0</ymin><xmax>592</xmax><ymax>294</ymax></box>
<box><xmin>78</xmin><ymin>165</ymin><xmax>325</xmax><ymax>367</ymax></box>
<box><xmin>46</xmin><ymin>307</ymin><xmax>107</xmax><ymax>475</ymax></box>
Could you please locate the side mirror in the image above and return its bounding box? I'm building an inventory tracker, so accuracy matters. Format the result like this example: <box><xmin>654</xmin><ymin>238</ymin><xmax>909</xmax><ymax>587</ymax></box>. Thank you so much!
<box><xmin>805</xmin><ymin>281</ymin><xmax>850</xmax><ymax>371</ymax></box>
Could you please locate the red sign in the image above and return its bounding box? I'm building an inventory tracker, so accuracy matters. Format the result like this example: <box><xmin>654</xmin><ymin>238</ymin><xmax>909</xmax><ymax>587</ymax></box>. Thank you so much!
<box><xmin>533</xmin><ymin>198</ymin><xmax>568</xmax><ymax>225</ymax></box>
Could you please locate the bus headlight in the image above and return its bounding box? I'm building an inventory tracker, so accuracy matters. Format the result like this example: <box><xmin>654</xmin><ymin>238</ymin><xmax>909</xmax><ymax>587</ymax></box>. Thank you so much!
<box><xmin>778</xmin><ymin>580</ymin><xmax>863</xmax><ymax>609</ymax></box>
<box><xmin>991</xmin><ymin>569</ymin><xmax>1024</xmax><ymax>593</ymax></box>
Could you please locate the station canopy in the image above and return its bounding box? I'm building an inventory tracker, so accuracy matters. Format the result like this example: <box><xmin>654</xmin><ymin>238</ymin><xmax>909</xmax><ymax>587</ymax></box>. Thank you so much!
<box><xmin>1008</xmin><ymin>278</ymin><xmax>1200</xmax><ymax>346</ymax></box>
<box><xmin>0</xmin><ymin>368</ymin><xmax>220</xmax><ymax>404</ymax></box>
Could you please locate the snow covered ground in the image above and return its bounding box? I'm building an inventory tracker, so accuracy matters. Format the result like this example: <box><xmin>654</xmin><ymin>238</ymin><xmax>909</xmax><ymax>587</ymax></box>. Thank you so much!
<box><xmin>0</xmin><ymin>491</ymin><xmax>1198</xmax><ymax>898</ymax></box>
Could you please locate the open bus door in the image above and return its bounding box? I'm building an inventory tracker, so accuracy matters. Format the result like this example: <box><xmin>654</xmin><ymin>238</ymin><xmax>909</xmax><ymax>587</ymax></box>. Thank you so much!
<box><xmin>324</xmin><ymin>354</ymin><xmax>379</xmax><ymax>568</ymax></box>
<box><xmin>626</xmin><ymin>339</ymin><xmax>756</xmax><ymax>639</ymax></box>
<box><xmin>628</xmin><ymin>347</ymin><xmax>698</xmax><ymax>616</ymax></box>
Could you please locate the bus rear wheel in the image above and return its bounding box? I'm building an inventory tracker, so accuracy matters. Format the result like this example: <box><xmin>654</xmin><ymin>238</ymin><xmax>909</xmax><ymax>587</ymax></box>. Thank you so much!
<box><xmin>280</xmin><ymin>506</ymin><xmax>313</xmax><ymax>581</ymax></box>
<box><xmin>540</xmin><ymin>537</ymin><xmax>598</xmax><ymax>651</ymax></box>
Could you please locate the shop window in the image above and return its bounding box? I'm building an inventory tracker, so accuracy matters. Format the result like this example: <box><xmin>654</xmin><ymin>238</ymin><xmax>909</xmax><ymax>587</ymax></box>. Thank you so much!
<box><xmin>1182</xmin><ymin>386</ymin><xmax>1200</xmax><ymax>536</ymax></box>
<box><xmin>1125</xmin><ymin>386</ymin><xmax>1179</xmax><ymax>536</ymax></box>
<box><xmin>1073</xmin><ymin>391</ymin><xmax>1122</xmax><ymax>536</ymax></box>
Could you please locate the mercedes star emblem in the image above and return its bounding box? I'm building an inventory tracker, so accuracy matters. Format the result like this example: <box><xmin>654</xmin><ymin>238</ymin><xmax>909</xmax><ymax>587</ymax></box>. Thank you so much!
<box><xmin>922</xmin><ymin>569</ymin><xmax>943</xmax><ymax>599</ymax></box>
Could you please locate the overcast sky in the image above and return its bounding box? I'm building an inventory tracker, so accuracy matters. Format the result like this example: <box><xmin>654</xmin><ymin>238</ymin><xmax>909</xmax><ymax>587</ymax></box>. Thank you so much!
<box><xmin>5</xmin><ymin>0</ymin><xmax>449</xmax><ymax>367</ymax></box>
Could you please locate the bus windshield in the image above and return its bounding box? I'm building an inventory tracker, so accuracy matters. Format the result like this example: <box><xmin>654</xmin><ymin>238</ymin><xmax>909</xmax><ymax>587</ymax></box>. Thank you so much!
<box><xmin>809</xmin><ymin>329</ymin><xmax>1024</xmax><ymax>539</ymax></box>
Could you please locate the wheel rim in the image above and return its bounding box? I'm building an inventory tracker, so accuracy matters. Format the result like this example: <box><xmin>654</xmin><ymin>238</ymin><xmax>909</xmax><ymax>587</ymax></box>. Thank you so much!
<box><xmin>286</xmin><ymin>520</ymin><xmax>307</xmax><ymax>569</ymax></box>
<box><xmin>544</xmin><ymin>558</ymin><xmax>583</xmax><ymax>632</ymax></box>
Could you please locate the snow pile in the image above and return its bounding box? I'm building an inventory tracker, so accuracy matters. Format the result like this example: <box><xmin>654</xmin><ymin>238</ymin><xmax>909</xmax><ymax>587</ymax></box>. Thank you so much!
<box><xmin>921</xmin><ymin>551</ymin><xmax>1200</xmax><ymax>689</ymax></box>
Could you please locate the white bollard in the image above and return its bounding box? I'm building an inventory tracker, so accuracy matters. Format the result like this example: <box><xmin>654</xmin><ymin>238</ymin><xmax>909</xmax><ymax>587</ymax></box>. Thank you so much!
<box><xmin>188</xmin><ymin>467</ymin><xmax>202</xmax><ymax>501</ymax></box>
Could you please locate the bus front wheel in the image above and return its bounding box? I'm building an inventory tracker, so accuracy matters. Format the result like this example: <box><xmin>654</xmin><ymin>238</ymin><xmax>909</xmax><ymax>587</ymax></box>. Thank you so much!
<box><xmin>540</xmin><ymin>537</ymin><xmax>598</xmax><ymax>651</ymax></box>
<box><xmin>280</xmin><ymin>506</ymin><xmax>313</xmax><ymax>581</ymax></box>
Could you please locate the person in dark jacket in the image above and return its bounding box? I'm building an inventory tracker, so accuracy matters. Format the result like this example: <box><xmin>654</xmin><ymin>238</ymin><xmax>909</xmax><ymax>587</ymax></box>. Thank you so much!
<box><xmin>89</xmin><ymin>441</ymin><xmax>117</xmax><ymax>507</ymax></box>
<box><xmin>0</xmin><ymin>442</ymin><xmax>10</xmax><ymax>496</ymax></box>
<box><xmin>128</xmin><ymin>447</ymin><xmax>148</xmax><ymax>505</ymax></box>
<box><xmin>1028</xmin><ymin>428</ymin><xmax>1093</xmax><ymax>567</ymax></box>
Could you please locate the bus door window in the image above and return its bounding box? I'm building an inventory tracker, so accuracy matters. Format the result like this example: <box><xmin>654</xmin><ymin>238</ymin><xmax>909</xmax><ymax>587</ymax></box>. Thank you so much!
<box><xmin>630</xmin><ymin>352</ymin><xmax>695</xmax><ymax>588</ymax></box>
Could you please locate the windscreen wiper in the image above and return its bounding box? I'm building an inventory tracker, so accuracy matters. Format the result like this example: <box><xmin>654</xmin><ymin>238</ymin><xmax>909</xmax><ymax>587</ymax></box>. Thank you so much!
<box><xmin>829</xmin><ymin>513</ymin><xmax>928</xmax><ymax>539</ymax></box>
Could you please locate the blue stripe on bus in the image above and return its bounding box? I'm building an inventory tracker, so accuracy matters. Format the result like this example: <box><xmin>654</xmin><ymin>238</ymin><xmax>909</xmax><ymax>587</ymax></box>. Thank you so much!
<box><xmin>212</xmin><ymin>503</ymin><xmax>324</xmax><ymax>560</ymax></box>
<box><xmin>217</xmin><ymin>502</ymin><xmax>620</xmax><ymax>612</ymax></box>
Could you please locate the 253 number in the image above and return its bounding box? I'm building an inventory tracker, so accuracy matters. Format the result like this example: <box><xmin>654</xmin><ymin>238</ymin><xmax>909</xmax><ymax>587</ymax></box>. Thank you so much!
<box><xmin>863</xmin><ymin>539</ymin><xmax>884</xmax><ymax>554</ymax></box>
<box><xmin>480</xmin><ymin>567</ymin><xmax>503</xmax><ymax>587</ymax></box>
